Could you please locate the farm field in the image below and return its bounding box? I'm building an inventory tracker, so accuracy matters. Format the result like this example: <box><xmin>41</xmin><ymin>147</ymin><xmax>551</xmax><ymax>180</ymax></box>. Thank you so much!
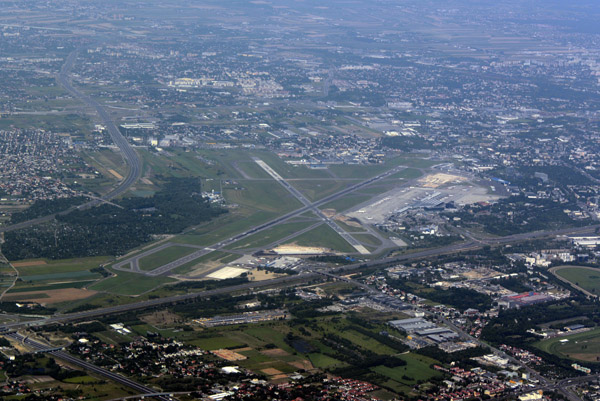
<box><xmin>5</xmin><ymin>257</ymin><xmax>110</xmax><ymax>301</ymax></box>
<box><xmin>169</xmin><ymin>311</ymin><xmax>441</xmax><ymax>397</ymax></box>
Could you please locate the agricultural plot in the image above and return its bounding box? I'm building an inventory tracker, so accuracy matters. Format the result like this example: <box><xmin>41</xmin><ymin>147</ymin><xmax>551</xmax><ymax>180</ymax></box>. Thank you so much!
<box><xmin>4</xmin><ymin>257</ymin><xmax>110</xmax><ymax>304</ymax></box>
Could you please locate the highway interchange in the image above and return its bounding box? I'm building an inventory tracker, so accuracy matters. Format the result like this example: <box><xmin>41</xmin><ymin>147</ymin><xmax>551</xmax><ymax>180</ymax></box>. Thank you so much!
<box><xmin>0</xmin><ymin>49</ymin><xmax>142</xmax><ymax>234</ymax></box>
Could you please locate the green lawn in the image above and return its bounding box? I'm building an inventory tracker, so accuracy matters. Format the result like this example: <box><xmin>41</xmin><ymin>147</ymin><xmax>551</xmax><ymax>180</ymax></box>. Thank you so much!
<box><xmin>338</xmin><ymin>329</ymin><xmax>397</xmax><ymax>354</ymax></box>
<box><xmin>290</xmin><ymin>179</ymin><xmax>360</xmax><ymax>202</ymax></box>
<box><xmin>64</xmin><ymin>375</ymin><xmax>101</xmax><ymax>384</ymax></box>
<box><xmin>284</xmin><ymin>224</ymin><xmax>356</xmax><ymax>253</ymax></box>
<box><xmin>308</xmin><ymin>353</ymin><xmax>348</xmax><ymax>369</ymax></box>
<box><xmin>138</xmin><ymin>246</ymin><xmax>198</xmax><ymax>271</ymax></box>
<box><xmin>18</xmin><ymin>270</ymin><xmax>100</xmax><ymax>282</ymax></box>
<box><xmin>170</xmin><ymin>250</ymin><xmax>239</xmax><ymax>275</ymax></box>
<box><xmin>226</xmin><ymin>221</ymin><xmax>316</xmax><ymax>250</ymax></box>
<box><xmin>354</xmin><ymin>233</ymin><xmax>382</xmax><ymax>247</ymax></box>
<box><xmin>555</xmin><ymin>266</ymin><xmax>600</xmax><ymax>294</ymax></box>
<box><xmin>243</xmin><ymin>326</ymin><xmax>295</xmax><ymax>353</ymax></box>
<box><xmin>223</xmin><ymin>180</ymin><xmax>303</xmax><ymax>214</ymax></box>
<box><xmin>90</xmin><ymin>270</ymin><xmax>175</xmax><ymax>295</ymax></box>
<box><xmin>188</xmin><ymin>336</ymin><xmax>247</xmax><ymax>350</ymax></box>
<box><xmin>8</xmin><ymin>280</ymin><xmax>96</xmax><ymax>293</ymax></box>
<box><xmin>14</xmin><ymin>256</ymin><xmax>110</xmax><ymax>276</ymax></box>
<box><xmin>535</xmin><ymin>327</ymin><xmax>600</xmax><ymax>362</ymax></box>
<box><xmin>372</xmin><ymin>353</ymin><xmax>442</xmax><ymax>385</ymax></box>
<box><xmin>319</xmin><ymin>194</ymin><xmax>371</xmax><ymax>213</ymax></box>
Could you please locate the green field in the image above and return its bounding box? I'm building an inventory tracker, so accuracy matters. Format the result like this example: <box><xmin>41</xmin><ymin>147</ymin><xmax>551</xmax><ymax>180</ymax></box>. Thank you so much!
<box><xmin>319</xmin><ymin>194</ymin><xmax>371</xmax><ymax>213</ymax></box>
<box><xmin>224</xmin><ymin>180</ymin><xmax>303</xmax><ymax>214</ymax></box>
<box><xmin>13</xmin><ymin>256</ymin><xmax>109</xmax><ymax>276</ymax></box>
<box><xmin>327</xmin><ymin>156</ymin><xmax>433</xmax><ymax>179</ymax></box>
<box><xmin>171</xmin><ymin>250</ymin><xmax>240</xmax><ymax>275</ymax></box>
<box><xmin>18</xmin><ymin>270</ymin><xmax>100</xmax><ymax>282</ymax></box>
<box><xmin>354</xmin><ymin>233</ymin><xmax>382</xmax><ymax>247</ymax></box>
<box><xmin>226</xmin><ymin>221</ymin><xmax>317</xmax><ymax>250</ymax></box>
<box><xmin>188</xmin><ymin>336</ymin><xmax>247</xmax><ymax>350</ymax></box>
<box><xmin>8</xmin><ymin>256</ymin><xmax>109</xmax><ymax>293</ymax></box>
<box><xmin>284</xmin><ymin>224</ymin><xmax>357</xmax><ymax>253</ymax></box>
<box><xmin>90</xmin><ymin>270</ymin><xmax>176</xmax><ymax>295</ymax></box>
<box><xmin>137</xmin><ymin>246</ymin><xmax>198</xmax><ymax>271</ymax></box>
<box><xmin>372</xmin><ymin>353</ymin><xmax>441</xmax><ymax>384</ymax></box>
<box><xmin>308</xmin><ymin>353</ymin><xmax>348</xmax><ymax>369</ymax></box>
<box><xmin>290</xmin><ymin>179</ymin><xmax>360</xmax><ymax>202</ymax></box>
<box><xmin>554</xmin><ymin>266</ymin><xmax>600</xmax><ymax>295</ymax></box>
<box><xmin>535</xmin><ymin>327</ymin><xmax>600</xmax><ymax>362</ymax></box>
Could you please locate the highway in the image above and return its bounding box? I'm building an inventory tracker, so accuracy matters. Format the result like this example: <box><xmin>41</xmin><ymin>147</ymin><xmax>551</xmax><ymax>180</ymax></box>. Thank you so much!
<box><xmin>2</xmin><ymin>222</ymin><xmax>599</xmax><ymax>400</ymax></box>
<box><xmin>2</xmin><ymin>221</ymin><xmax>598</xmax><ymax>332</ymax></box>
<box><xmin>6</xmin><ymin>332</ymin><xmax>173</xmax><ymax>401</ymax></box>
<box><xmin>58</xmin><ymin>50</ymin><xmax>142</xmax><ymax>202</ymax></box>
<box><xmin>0</xmin><ymin>50</ymin><xmax>141</xmax><ymax>233</ymax></box>
<box><xmin>0</xmin><ymin>273</ymin><xmax>316</xmax><ymax>331</ymax></box>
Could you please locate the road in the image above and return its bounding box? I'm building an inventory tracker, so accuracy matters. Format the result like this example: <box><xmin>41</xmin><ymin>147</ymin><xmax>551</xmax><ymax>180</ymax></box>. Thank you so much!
<box><xmin>0</xmin><ymin>273</ymin><xmax>316</xmax><ymax>331</ymax></box>
<box><xmin>314</xmin><ymin>271</ymin><xmax>596</xmax><ymax>399</ymax></box>
<box><xmin>58</xmin><ymin>50</ymin><xmax>142</xmax><ymax>202</ymax></box>
<box><xmin>2</xmin><ymin>222</ymin><xmax>599</xmax><ymax>399</ymax></box>
<box><xmin>0</xmin><ymin>50</ymin><xmax>141</xmax><ymax>234</ymax></box>
<box><xmin>6</xmin><ymin>332</ymin><xmax>173</xmax><ymax>401</ymax></box>
<box><xmin>2</xmin><ymin>221</ymin><xmax>598</xmax><ymax>332</ymax></box>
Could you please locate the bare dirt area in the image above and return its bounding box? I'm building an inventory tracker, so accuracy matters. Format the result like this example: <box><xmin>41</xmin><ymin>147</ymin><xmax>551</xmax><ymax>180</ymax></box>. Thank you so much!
<box><xmin>212</xmin><ymin>349</ymin><xmax>247</xmax><ymax>361</ymax></box>
<box><xmin>3</xmin><ymin>288</ymin><xmax>96</xmax><ymax>304</ymax></box>
<box><xmin>271</xmin><ymin>244</ymin><xmax>329</xmax><ymax>255</ymax></box>
<box><xmin>289</xmin><ymin>360</ymin><xmax>314</xmax><ymax>370</ymax></box>
<box><xmin>247</xmin><ymin>269</ymin><xmax>282</xmax><ymax>281</ymax></box>
<box><xmin>419</xmin><ymin>173</ymin><xmax>466</xmax><ymax>188</ymax></box>
<box><xmin>186</xmin><ymin>261</ymin><xmax>226</xmax><ymax>277</ymax></box>
<box><xmin>12</xmin><ymin>260</ymin><xmax>47</xmax><ymax>267</ymax></box>
<box><xmin>568</xmin><ymin>353</ymin><xmax>598</xmax><ymax>362</ymax></box>
<box><xmin>261</xmin><ymin>348</ymin><xmax>290</xmax><ymax>357</ymax></box>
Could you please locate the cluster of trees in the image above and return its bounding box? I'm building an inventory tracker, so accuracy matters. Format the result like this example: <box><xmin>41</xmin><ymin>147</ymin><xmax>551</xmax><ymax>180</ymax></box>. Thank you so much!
<box><xmin>496</xmin><ymin>277</ymin><xmax>531</xmax><ymax>293</ymax></box>
<box><xmin>381</xmin><ymin>135</ymin><xmax>435</xmax><ymax>151</ymax></box>
<box><xmin>5</xmin><ymin>354</ymin><xmax>87</xmax><ymax>382</ymax></box>
<box><xmin>387</xmin><ymin>278</ymin><xmax>493</xmax><ymax>312</ymax></box>
<box><xmin>0</xmin><ymin>302</ymin><xmax>56</xmax><ymax>315</ymax></box>
<box><xmin>2</xmin><ymin>178</ymin><xmax>225</xmax><ymax>260</ymax></box>
<box><xmin>10</xmin><ymin>197</ymin><xmax>86</xmax><ymax>224</ymax></box>
<box><xmin>446</xmin><ymin>195</ymin><xmax>588</xmax><ymax>236</ymax></box>
<box><xmin>308</xmin><ymin>255</ymin><xmax>355</xmax><ymax>265</ymax></box>
<box><xmin>491</xmin><ymin>165</ymin><xmax>593</xmax><ymax>188</ymax></box>
<box><xmin>482</xmin><ymin>298</ymin><xmax>600</xmax><ymax>375</ymax></box>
